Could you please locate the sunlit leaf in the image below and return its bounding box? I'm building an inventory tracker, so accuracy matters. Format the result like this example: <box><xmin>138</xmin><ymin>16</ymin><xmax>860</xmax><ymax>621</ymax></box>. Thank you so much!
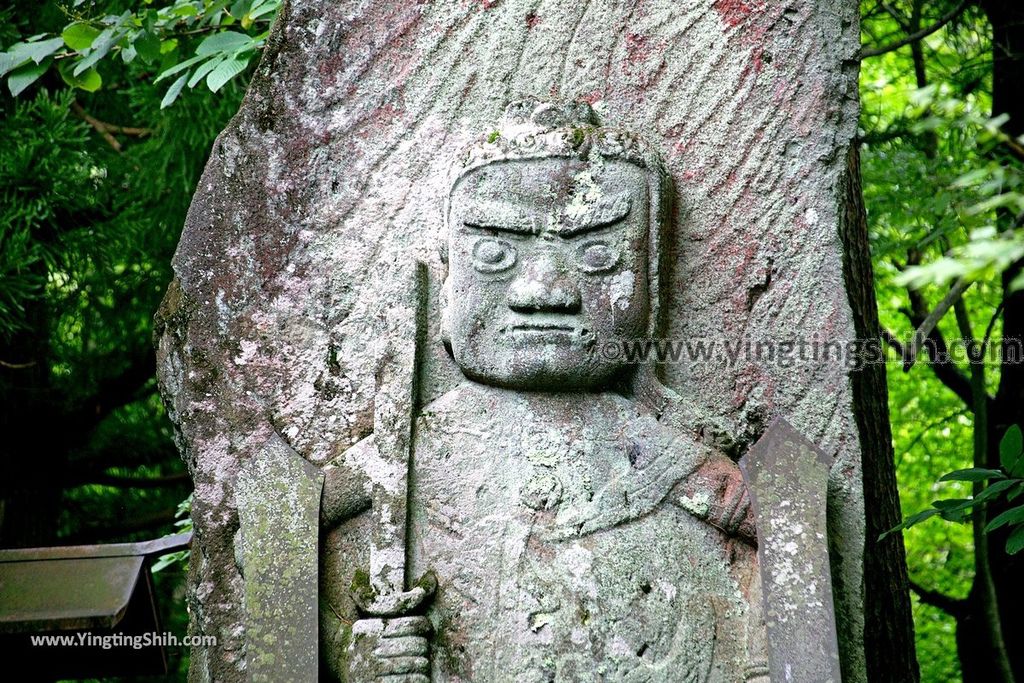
<box><xmin>62</xmin><ymin>22</ymin><xmax>101</xmax><ymax>51</ymax></box>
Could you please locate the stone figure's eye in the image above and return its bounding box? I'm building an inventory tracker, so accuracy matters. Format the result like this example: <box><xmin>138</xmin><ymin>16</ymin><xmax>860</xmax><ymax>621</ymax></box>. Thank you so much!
<box><xmin>578</xmin><ymin>241</ymin><xmax>620</xmax><ymax>274</ymax></box>
<box><xmin>472</xmin><ymin>238</ymin><xmax>516</xmax><ymax>273</ymax></box>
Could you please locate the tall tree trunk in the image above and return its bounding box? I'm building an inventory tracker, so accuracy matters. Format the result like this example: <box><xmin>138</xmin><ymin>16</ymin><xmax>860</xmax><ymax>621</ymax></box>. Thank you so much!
<box><xmin>968</xmin><ymin>2</ymin><xmax>1024</xmax><ymax>680</ymax></box>
<box><xmin>840</xmin><ymin>146</ymin><xmax>920</xmax><ymax>683</ymax></box>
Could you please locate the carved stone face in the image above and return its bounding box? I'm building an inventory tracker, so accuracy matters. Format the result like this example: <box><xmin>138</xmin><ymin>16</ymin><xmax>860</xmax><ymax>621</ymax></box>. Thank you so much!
<box><xmin>444</xmin><ymin>157</ymin><xmax>650</xmax><ymax>391</ymax></box>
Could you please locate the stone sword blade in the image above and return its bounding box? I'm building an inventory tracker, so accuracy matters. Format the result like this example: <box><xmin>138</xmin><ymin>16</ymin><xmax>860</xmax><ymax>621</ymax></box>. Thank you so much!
<box><xmin>739</xmin><ymin>417</ymin><xmax>843</xmax><ymax>683</ymax></box>
<box><xmin>367</xmin><ymin>260</ymin><xmax>427</xmax><ymax>598</ymax></box>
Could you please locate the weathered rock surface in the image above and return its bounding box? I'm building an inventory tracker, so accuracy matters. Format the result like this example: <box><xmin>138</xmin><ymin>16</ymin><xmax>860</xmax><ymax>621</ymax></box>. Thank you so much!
<box><xmin>156</xmin><ymin>1</ymin><xmax>864</xmax><ymax>681</ymax></box>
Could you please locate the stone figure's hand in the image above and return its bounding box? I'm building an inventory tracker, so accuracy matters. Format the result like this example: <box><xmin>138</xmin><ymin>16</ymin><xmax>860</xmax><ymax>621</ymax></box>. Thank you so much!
<box><xmin>675</xmin><ymin>453</ymin><xmax>756</xmax><ymax>544</ymax></box>
<box><xmin>347</xmin><ymin>571</ymin><xmax>437</xmax><ymax>682</ymax></box>
<box><xmin>347</xmin><ymin>615</ymin><xmax>432</xmax><ymax>683</ymax></box>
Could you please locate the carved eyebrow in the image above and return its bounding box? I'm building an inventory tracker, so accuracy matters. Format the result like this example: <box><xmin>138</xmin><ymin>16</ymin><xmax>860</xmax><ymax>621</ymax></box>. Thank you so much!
<box><xmin>461</xmin><ymin>201</ymin><xmax>538</xmax><ymax>235</ymax></box>
<box><xmin>556</xmin><ymin>193</ymin><xmax>632</xmax><ymax>237</ymax></box>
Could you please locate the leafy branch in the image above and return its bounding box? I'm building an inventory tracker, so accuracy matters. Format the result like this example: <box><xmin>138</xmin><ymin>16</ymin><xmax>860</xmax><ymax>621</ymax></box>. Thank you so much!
<box><xmin>0</xmin><ymin>0</ymin><xmax>280</xmax><ymax>106</ymax></box>
<box><xmin>883</xmin><ymin>424</ymin><xmax>1024</xmax><ymax>557</ymax></box>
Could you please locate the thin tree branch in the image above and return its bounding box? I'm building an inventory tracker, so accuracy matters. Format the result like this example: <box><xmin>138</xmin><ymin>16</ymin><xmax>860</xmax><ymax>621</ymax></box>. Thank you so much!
<box><xmin>902</xmin><ymin>287</ymin><xmax>975</xmax><ymax>407</ymax></box>
<box><xmin>70</xmin><ymin>102</ymin><xmax>153</xmax><ymax>153</ymax></box>
<box><xmin>908</xmin><ymin>579</ymin><xmax>966</xmax><ymax>617</ymax></box>
<box><xmin>880</xmin><ymin>0</ymin><xmax>911</xmax><ymax>30</ymax></box>
<box><xmin>71</xmin><ymin>101</ymin><xmax>121</xmax><ymax>152</ymax></box>
<box><xmin>71</xmin><ymin>103</ymin><xmax>152</xmax><ymax>137</ymax></box>
<box><xmin>857</xmin><ymin>127</ymin><xmax>917</xmax><ymax>145</ymax></box>
<box><xmin>0</xmin><ymin>358</ymin><xmax>37</xmax><ymax>369</ymax></box>
<box><xmin>904</xmin><ymin>277</ymin><xmax>972</xmax><ymax>370</ymax></box>
<box><xmin>860</xmin><ymin>0</ymin><xmax>970</xmax><ymax>59</ymax></box>
<box><xmin>980</xmin><ymin>299</ymin><xmax>1007</xmax><ymax>360</ymax></box>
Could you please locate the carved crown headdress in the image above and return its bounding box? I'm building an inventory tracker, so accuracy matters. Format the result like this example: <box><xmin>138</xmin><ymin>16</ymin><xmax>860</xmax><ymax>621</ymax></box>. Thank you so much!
<box><xmin>449</xmin><ymin>98</ymin><xmax>661</xmax><ymax>187</ymax></box>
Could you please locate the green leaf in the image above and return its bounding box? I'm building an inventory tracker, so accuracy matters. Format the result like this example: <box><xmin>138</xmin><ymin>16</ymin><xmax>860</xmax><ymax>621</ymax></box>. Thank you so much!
<box><xmin>880</xmin><ymin>508</ymin><xmax>941</xmax><ymax>540</ymax></box>
<box><xmin>187</xmin><ymin>56</ymin><xmax>224</xmax><ymax>88</ymax></box>
<box><xmin>73</xmin><ymin>28</ymin><xmax>115</xmax><ymax>76</ymax></box>
<box><xmin>248</xmin><ymin>0</ymin><xmax>280</xmax><ymax>20</ymax></box>
<box><xmin>1008</xmin><ymin>526</ymin><xmax>1024</xmax><ymax>555</ymax></box>
<box><xmin>155</xmin><ymin>54</ymin><xmax>205</xmax><ymax>83</ymax></box>
<box><xmin>1</xmin><ymin>38</ymin><xmax>64</xmax><ymax>78</ymax></box>
<box><xmin>160</xmin><ymin>73</ymin><xmax>188</xmax><ymax>108</ymax></box>
<box><xmin>196</xmin><ymin>31</ymin><xmax>254</xmax><ymax>57</ymax></box>
<box><xmin>939</xmin><ymin>468</ymin><xmax>1006</xmax><ymax>483</ymax></box>
<box><xmin>0</xmin><ymin>51</ymin><xmax>30</xmax><ymax>78</ymax></box>
<box><xmin>62</xmin><ymin>22</ymin><xmax>101</xmax><ymax>51</ymax></box>
<box><xmin>230</xmin><ymin>0</ymin><xmax>254</xmax><ymax>17</ymax></box>
<box><xmin>985</xmin><ymin>504</ymin><xmax>1024</xmax><ymax>533</ymax></box>
<box><xmin>206</xmin><ymin>55</ymin><xmax>249</xmax><ymax>92</ymax></box>
<box><xmin>151</xmin><ymin>549</ymin><xmax>189</xmax><ymax>573</ymax></box>
<box><xmin>7</xmin><ymin>59</ymin><xmax>49</xmax><ymax>96</ymax></box>
<box><xmin>973</xmin><ymin>479</ymin><xmax>1021</xmax><ymax>504</ymax></box>
<box><xmin>932</xmin><ymin>498</ymin><xmax>971</xmax><ymax>510</ymax></box>
<box><xmin>1000</xmin><ymin>425</ymin><xmax>1024</xmax><ymax>477</ymax></box>
<box><xmin>134</xmin><ymin>31</ymin><xmax>161</xmax><ymax>63</ymax></box>
<box><xmin>60</xmin><ymin>65</ymin><xmax>102</xmax><ymax>92</ymax></box>
<box><xmin>23</xmin><ymin>37</ymin><xmax>65</xmax><ymax>64</ymax></box>
<box><xmin>1009</xmin><ymin>482</ymin><xmax>1024</xmax><ymax>503</ymax></box>
<box><xmin>1010</xmin><ymin>270</ymin><xmax>1024</xmax><ymax>293</ymax></box>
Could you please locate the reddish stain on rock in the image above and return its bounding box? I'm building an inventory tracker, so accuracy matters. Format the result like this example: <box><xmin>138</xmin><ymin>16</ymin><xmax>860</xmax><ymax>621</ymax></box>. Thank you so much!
<box><xmin>581</xmin><ymin>90</ymin><xmax>603</xmax><ymax>104</ymax></box>
<box><xmin>714</xmin><ymin>0</ymin><xmax>753</xmax><ymax>27</ymax></box>
<box><xmin>526</xmin><ymin>12</ymin><xmax>540</xmax><ymax>29</ymax></box>
<box><xmin>625</xmin><ymin>33</ymin><xmax>651</xmax><ymax>64</ymax></box>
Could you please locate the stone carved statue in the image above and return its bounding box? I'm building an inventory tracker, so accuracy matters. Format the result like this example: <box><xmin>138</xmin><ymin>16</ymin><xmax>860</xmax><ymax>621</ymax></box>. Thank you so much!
<box><xmin>319</xmin><ymin>100</ymin><xmax>769</xmax><ymax>682</ymax></box>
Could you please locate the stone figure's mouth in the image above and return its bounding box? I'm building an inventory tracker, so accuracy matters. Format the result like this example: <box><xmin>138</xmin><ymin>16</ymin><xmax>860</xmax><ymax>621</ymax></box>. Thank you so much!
<box><xmin>506</xmin><ymin>321</ymin><xmax>592</xmax><ymax>343</ymax></box>
<box><xmin>512</xmin><ymin>323</ymin><xmax>576</xmax><ymax>334</ymax></box>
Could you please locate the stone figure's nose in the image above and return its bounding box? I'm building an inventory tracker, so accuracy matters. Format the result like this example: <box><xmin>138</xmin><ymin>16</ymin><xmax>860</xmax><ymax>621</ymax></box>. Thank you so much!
<box><xmin>507</xmin><ymin>253</ymin><xmax>582</xmax><ymax>314</ymax></box>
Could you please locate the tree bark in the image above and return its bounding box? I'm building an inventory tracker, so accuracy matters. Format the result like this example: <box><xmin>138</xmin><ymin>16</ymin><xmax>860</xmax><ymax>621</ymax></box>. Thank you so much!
<box><xmin>963</xmin><ymin>2</ymin><xmax>1024</xmax><ymax>681</ymax></box>
<box><xmin>840</xmin><ymin>146</ymin><xmax>920</xmax><ymax>683</ymax></box>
